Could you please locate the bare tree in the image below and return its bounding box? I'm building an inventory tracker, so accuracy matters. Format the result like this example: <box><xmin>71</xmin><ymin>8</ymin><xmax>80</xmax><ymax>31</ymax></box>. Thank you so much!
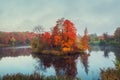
<box><xmin>33</xmin><ymin>25</ymin><xmax>44</xmax><ymax>34</ymax></box>
<box><xmin>114</xmin><ymin>27</ymin><xmax>120</xmax><ymax>41</ymax></box>
<box><xmin>57</xmin><ymin>18</ymin><xmax>64</xmax><ymax>32</ymax></box>
<box><xmin>33</xmin><ymin>25</ymin><xmax>44</xmax><ymax>40</ymax></box>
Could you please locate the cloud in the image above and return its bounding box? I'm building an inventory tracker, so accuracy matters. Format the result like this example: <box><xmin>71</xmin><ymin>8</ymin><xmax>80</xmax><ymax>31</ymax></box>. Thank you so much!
<box><xmin>0</xmin><ymin>0</ymin><xmax>120</xmax><ymax>35</ymax></box>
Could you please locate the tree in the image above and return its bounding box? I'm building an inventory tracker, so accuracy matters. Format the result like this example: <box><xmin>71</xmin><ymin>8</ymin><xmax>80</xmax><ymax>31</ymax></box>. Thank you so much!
<box><xmin>114</xmin><ymin>27</ymin><xmax>120</xmax><ymax>41</ymax></box>
<box><xmin>31</xmin><ymin>25</ymin><xmax>45</xmax><ymax>50</ymax></box>
<box><xmin>51</xmin><ymin>18</ymin><xmax>64</xmax><ymax>49</ymax></box>
<box><xmin>81</xmin><ymin>28</ymin><xmax>90</xmax><ymax>51</ymax></box>
<box><xmin>62</xmin><ymin>19</ymin><xmax>77</xmax><ymax>52</ymax></box>
<box><xmin>103</xmin><ymin>32</ymin><xmax>108</xmax><ymax>40</ymax></box>
<box><xmin>41</xmin><ymin>32</ymin><xmax>51</xmax><ymax>49</ymax></box>
<box><xmin>10</xmin><ymin>36</ymin><xmax>16</xmax><ymax>46</ymax></box>
<box><xmin>51</xmin><ymin>18</ymin><xmax>77</xmax><ymax>52</ymax></box>
<box><xmin>63</xmin><ymin>20</ymin><xmax>76</xmax><ymax>42</ymax></box>
<box><xmin>33</xmin><ymin>25</ymin><xmax>44</xmax><ymax>39</ymax></box>
<box><xmin>31</xmin><ymin>37</ymin><xmax>41</xmax><ymax>53</ymax></box>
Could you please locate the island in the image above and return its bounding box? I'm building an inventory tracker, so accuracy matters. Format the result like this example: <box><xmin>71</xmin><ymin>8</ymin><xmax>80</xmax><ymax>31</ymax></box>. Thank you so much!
<box><xmin>31</xmin><ymin>18</ymin><xmax>90</xmax><ymax>55</ymax></box>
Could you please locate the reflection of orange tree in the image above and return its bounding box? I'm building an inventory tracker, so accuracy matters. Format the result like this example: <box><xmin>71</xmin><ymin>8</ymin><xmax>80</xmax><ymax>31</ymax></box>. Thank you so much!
<box><xmin>32</xmin><ymin>54</ymin><xmax>79</xmax><ymax>78</ymax></box>
<box><xmin>80</xmin><ymin>53</ymin><xmax>90</xmax><ymax>74</ymax></box>
<box><xmin>53</xmin><ymin>56</ymin><xmax>77</xmax><ymax>77</ymax></box>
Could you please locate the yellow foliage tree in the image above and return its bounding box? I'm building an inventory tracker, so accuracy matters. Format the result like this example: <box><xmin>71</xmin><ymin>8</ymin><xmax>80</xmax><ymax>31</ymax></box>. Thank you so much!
<box><xmin>11</xmin><ymin>37</ymin><xmax>16</xmax><ymax>46</ymax></box>
<box><xmin>31</xmin><ymin>37</ymin><xmax>41</xmax><ymax>53</ymax></box>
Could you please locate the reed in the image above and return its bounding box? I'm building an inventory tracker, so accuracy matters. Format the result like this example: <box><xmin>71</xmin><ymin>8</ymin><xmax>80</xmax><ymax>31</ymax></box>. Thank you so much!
<box><xmin>2</xmin><ymin>73</ymin><xmax>81</xmax><ymax>80</ymax></box>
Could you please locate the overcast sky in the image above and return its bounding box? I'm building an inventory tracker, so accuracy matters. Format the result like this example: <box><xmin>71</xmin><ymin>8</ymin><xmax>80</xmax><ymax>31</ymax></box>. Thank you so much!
<box><xmin>0</xmin><ymin>0</ymin><xmax>120</xmax><ymax>35</ymax></box>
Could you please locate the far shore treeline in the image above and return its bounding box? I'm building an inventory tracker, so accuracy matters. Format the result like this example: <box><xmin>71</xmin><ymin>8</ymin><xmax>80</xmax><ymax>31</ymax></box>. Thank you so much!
<box><xmin>0</xmin><ymin>28</ymin><xmax>120</xmax><ymax>47</ymax></box>
<box><xmin>0</xmin><ymin>31</ymin><xmax>36</xmax><ymax>46</ymax></box>
<box><xmin>0</xmin><ymin>19</ymin><xmax>120</xmax><ymax>48</ymax></box>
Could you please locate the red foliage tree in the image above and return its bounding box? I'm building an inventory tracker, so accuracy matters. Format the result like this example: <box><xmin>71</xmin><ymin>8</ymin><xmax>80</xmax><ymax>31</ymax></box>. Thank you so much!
<box><xmin>41</xmin><ymin>32</ymin><xmax>51</xmax><ymax>45</ymax></box>
<box><xmin>51</xmin><ymin>22</ymin><xmax>61</xmax><ymax>48</ymax></box>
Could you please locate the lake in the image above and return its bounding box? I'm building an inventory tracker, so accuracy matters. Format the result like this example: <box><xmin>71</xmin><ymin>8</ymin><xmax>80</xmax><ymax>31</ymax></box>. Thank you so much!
<box><xmin>0</xmin><ymin>46</ymin><xmax>119</xmax><ymax>80</ymax></box>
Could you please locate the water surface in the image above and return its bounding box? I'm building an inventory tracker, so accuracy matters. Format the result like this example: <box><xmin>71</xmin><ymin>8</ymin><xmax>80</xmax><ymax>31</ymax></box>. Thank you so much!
<box><xmin>0</xmin><ymin>46</ymin><xmax>118</xmax><ymax>80</ymax></box>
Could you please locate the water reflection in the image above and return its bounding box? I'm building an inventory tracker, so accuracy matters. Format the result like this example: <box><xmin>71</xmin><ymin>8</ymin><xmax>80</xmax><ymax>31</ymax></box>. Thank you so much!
<box><xmin>32</xmin><ymin>54</ymin><xmax>82</xmax><ymax>77</ymax></box>
<box><xmin>31</xmin><ymin>52</ymin><xmax>91</xmax><ymax>78</ymax></box>
<box><xmin>90</xmin><ymin>46</ymin><xmax>112</xmax><ymax>58</ymax></box>
<box><xmin>101</xmin><ymin>46</ymin><xmax>110</xmax><ymax>58</ymax></box>
<box><xmin>0</xmin><ymin>46</ymin><xmax>31</xmax><ymax>59</ymax></box>
<box><xmin>0</xmin><ymin>46</ymin><xmax>35</xmax><ymax>76</ymax></box>
<box><xmin>0</xmin><ymin>46</ymin><xmax>118</xmax><ymax>80</ymax></box>
<box><xmin>80</xmin><ymin>53</ymin><xmax>90</xmax><ymax>74</ymax></box>
<box><xmin>111</xmin><ymin>48</ymin><xmax>120</xmax><ymax>62</ymax></box>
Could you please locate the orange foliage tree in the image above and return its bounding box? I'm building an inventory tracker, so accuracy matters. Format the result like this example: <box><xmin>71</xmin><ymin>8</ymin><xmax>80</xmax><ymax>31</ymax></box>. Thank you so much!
<box><xmin>81</xmin><ymin>28</ymin><xmax>90</xmax><ymax>51</ymax></box>
<box><xmin>50</xmin><ymin>18</ymin><xmax>77</xmax><ymax>52</ymax></box>
<box><xmin>61</xmin><ymin>20</ymin><xmax>76</xmax><ymax>52</ymax></box>
<box><xmin>51</xmin><ymin>20</ymin><xmax>62</xmax><ymax>49</ymax></box>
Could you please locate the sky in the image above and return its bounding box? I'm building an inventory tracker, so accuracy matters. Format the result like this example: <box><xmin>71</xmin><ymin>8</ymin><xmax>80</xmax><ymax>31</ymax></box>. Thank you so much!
<box><xmin>0</xmin><ymin>0</ymin><xmax>120</xmax><ymax>35</ymax></box>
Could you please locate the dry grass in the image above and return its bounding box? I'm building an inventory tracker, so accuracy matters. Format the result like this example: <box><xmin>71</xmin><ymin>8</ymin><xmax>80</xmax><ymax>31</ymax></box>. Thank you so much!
<box><xmin>2</xmin><ymin>73</ymin><xmax>81</xmax><ymax>80</ymax></box>
<box><xmin>101</xmin><ymin>68</ymin><xmax>120</xmax><ymax>80</ymax></box>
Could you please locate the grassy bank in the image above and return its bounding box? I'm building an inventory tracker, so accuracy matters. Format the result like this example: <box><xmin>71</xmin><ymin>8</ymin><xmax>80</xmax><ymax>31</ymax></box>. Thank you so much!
<box><xmin>1</xmin><ymin>73</ymin><xmax>81</xmax><ymax>80</ymax></box>
<box><xmin>101</xmin><ymin>60</ymin><xmax>120</xmax><ymax>80</ymax></box>
<box><xmin>101</xmin><ymin>68</ymin><xmax>120</xmax><ymax>80</ymax></box>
